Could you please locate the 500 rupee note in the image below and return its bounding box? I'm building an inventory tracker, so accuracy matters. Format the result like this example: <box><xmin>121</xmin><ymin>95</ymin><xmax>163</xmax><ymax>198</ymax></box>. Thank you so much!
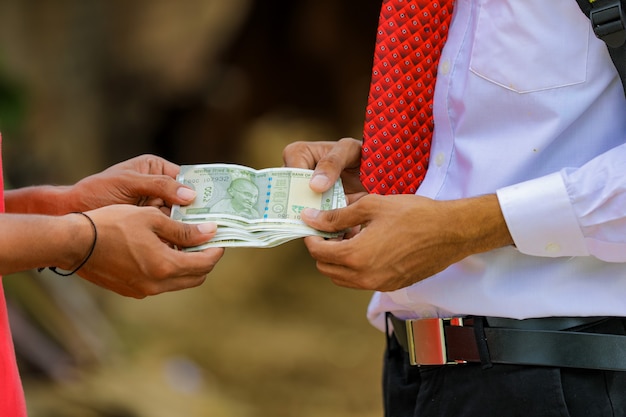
<box><xmin>171</xmin><ymin>164</ymin><xmax>347</xmax><ymax>248</ymax></box>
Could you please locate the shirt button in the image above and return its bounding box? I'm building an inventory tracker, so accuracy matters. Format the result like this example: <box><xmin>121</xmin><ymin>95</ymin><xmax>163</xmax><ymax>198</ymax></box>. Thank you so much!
<box><xmin>439</xmin><ymin>60</ymin><xmax>451</xmax><ymax>76</ymax></box>
<box><xmin>418</xmin><ymin>309</ymin><xmax>436</xmax><ymax>318</ymax></box>
<box><xmin>434</xmin><ymin>152</ymin><xmax>446</xmax><ymax>167</ymax></box>
<box><xmin>544</xmin><ymin>243</ymin><xmax>561</xmax><ymax>254</ymax></box>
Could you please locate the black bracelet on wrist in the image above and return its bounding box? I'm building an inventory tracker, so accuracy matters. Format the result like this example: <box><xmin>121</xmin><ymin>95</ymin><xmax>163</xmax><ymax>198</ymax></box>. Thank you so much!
<box><xmin>37</xmin><ymin>212</ymin><xmax>98</xmax><ymax>276</ymax></box>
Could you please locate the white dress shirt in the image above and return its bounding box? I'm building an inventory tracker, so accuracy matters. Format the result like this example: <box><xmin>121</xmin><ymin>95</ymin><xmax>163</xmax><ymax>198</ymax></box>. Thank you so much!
<box><xmin>367</xmin><ymin>0</ymin><xmax>626</xmax><ymax>331</ymax></box>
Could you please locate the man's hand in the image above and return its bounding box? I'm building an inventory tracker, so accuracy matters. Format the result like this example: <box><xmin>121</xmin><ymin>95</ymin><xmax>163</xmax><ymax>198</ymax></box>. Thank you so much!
<box><xmin>283</xmin><ymin>138</ymin><xmax>367</xmax><ymax>203</ymax></box>
<box><xmin>70</xmin><ymin>154</ymin><xmax>196</xmax><ymax>214</ymax></box>
<box><xmin>78</xmin><ymin>205</ymin><xmax>224</xmax><ymax>298</ymax></box>
<box><xmin>300</xmin><ymin>194</ymin><xmax>513</xmax><ymax>291</ymax></box>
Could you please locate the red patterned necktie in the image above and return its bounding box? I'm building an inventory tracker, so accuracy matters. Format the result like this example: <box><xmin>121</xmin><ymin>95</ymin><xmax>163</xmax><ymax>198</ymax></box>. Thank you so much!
<box><xmin>360</xmin><ymin>0</ymin><xmax>454</xmax><ymax>195</ymax></box>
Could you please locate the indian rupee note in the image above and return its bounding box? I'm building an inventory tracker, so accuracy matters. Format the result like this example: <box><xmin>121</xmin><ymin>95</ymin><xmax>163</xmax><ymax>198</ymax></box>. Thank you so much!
<box><xmin>171</xmin><ymin>164</ymin><xmax>347</xmax><ymax>248</ymax></box>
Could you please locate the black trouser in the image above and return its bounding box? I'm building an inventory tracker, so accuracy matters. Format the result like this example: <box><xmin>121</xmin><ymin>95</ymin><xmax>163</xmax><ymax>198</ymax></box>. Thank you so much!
<box><xmin>383</xmin><ymin>318</ymin><xmax>626</xmax><ymax>417</ymax></box>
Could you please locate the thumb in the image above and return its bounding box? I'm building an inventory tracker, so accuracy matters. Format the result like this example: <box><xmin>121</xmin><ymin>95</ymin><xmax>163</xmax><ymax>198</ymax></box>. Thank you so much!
<box><xmin>157</xmin><ymin>218</ymin><xmax>218</xmax><ymax>248</ymax></box>
<box><xmin>308</xmin><ymin>138</ymin><xmax>362</xmax><ymax>193</ymax></box>
<box><xmin>301</xmin><ymin>204</ymin><xmax>368</xmax><ymax>233</ymax></box>
<box><xmin>130</xmin><ymin>173</ymin><xmax>198</xmax><ymax>206</ymax></box>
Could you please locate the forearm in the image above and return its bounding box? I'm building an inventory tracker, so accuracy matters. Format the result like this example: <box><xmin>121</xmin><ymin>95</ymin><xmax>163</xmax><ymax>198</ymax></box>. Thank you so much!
<box><xmin>5</xmin><ymin>185</ymin><xmax>75</xmax><ymax>215</ymax></box>
<box><xmin>0</xmin><ymin>213</ymin><xmax>91</xmax><ymax>274</ymax></box>
<box><xmin>449</xmin><ymin>194</ymin><xmax>514</xmax><ymax>256</ymax></box>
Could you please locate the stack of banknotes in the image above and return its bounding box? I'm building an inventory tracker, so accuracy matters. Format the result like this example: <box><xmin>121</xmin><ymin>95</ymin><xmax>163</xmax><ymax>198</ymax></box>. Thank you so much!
<box><xmin>171</xmin><ymin>164</ymin><xmax>347</xmax><ymax>249</ymax></box>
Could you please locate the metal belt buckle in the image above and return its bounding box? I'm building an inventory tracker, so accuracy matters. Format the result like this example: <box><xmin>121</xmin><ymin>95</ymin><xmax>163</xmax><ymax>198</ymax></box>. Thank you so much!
<box><xmin>405</xmin><ymin>317</ymin><xmax>465</xmax><ymax>366</ymax></box>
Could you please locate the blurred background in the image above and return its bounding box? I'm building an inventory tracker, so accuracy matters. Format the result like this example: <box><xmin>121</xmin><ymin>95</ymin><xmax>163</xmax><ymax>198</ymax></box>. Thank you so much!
<box><xmin>0</xmin><ymin>0</ymin><xmax>386</xmax><ymax>416</ymax></box>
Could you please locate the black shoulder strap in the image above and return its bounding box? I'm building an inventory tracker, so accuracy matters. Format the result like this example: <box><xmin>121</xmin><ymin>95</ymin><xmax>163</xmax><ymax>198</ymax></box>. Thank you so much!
<box><xmin>576</xmin><ymin>0</ymin><xmax>626</xmax><ymax>95</ymax></box>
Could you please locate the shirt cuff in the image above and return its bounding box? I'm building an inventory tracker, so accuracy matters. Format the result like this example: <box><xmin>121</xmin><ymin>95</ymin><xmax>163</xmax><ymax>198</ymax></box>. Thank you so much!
<box><xmin>496</xmin><ymin>172</ymin><xmax>589</xmax><ymax>257</ymax></box>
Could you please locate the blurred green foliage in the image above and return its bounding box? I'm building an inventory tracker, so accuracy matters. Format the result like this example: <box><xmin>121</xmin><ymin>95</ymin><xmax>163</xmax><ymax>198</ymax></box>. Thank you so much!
<box><xmin>0</xmin><ymin>56</ymin><xmax>25</xmax><ymax>138</ymax></box>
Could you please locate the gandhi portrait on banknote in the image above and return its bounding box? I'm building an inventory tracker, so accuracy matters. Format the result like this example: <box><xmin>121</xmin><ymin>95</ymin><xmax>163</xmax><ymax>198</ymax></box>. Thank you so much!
<box><xmin>209</xmin><ymin>177</ymin><xmax>260</xmax><ymax>219</ymax></box>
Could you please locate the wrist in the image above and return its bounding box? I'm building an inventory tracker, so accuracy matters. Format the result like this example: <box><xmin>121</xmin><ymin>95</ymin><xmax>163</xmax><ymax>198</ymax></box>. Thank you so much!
<box><xmin>53</xmin><ymin>212</ymin><xmax>97</xmax><ymax>272</ymax></box>
<box><xmin>449</xmin><ymin>194</ymin><xmax>514</xmax><ymax>255</ymax></box>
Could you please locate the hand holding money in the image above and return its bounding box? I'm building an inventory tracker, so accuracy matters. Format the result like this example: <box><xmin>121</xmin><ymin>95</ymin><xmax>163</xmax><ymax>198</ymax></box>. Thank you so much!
<box><xmin>171</xmin><ymin>164</ymin><xmax>347</xmax><ymax>248</ymax></box>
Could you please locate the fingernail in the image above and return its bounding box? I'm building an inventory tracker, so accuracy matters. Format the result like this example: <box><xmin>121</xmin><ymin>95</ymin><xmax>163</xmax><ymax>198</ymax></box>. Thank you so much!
<box><xmin>177</xmin><ymin>187</ymin><xmax>197</xmax><ymax>201</ymax></box>
<box><xmin>310</xmin><ymin>174</ymin><xmax>330</xmax><ymax>191</ymax></box>
<box><xmin>302</xmin><ymin>208</ymin><xmax>320</xmax><ymax>219</ymax></box>
<box><xmin>197</xmin><ymin>222</ymin><xmax>217</xmax><ymax>234</ymax></box>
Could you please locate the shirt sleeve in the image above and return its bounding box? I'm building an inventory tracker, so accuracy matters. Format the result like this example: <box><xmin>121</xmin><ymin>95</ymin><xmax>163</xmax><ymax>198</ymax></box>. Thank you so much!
<box><xmin>496</xmin><ymin>143</ymin><xmax>626</xmax><ymax>262</ymax></box>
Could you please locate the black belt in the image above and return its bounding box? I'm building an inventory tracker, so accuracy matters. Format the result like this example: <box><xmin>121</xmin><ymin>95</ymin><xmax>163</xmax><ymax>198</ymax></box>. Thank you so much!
<box><xmin>389</xmin><ymin>314</ymin><xmax>626</xmax><ymax>371</ymax></box>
